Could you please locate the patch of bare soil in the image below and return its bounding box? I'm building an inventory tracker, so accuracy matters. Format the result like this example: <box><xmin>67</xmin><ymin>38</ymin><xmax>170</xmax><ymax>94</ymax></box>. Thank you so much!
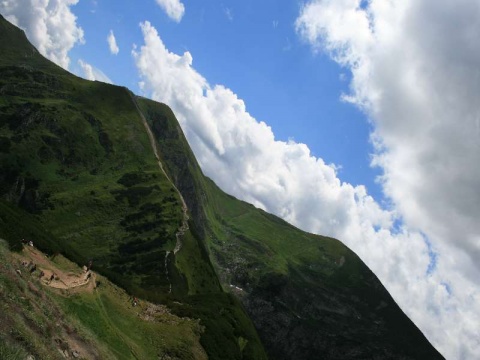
<box><xmin>12</xmin><ymin>245</ymin><xmax>102</xmax><ymax>359</ymax></box>
<box><xmin>14</xmin><ymin>245</ymin><xmax>97</xmax><ymax>293</ymax></box>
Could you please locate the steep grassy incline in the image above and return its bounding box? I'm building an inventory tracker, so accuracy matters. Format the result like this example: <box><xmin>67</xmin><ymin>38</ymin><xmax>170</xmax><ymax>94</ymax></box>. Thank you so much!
<box><xmin>0</xmin><ymin>15</ymin><xmax>67</xmax><ymax>75</ymax></box>
<box><xmin>0</xmin><ymin>13</ymin><xmax>443</xmax><ymax>359</ymax></box>
<box><xmin>138</xmin><ymin>98</ymin><xmax>444</xmax><ymax>360</ymax></box>
<box><xmin>0</xmin><ymin>14</ymin><xmax>266</xmax><ymax>360</ymax></box>
<box><xmin>0</xmin><ymin>239</ymin><xmax>206</xmax><ymax>360</ymax></box>
<box><xmin>0</xmin><ymin>58</ymin><xmax>182</xmax><ymax>297</ymax></box>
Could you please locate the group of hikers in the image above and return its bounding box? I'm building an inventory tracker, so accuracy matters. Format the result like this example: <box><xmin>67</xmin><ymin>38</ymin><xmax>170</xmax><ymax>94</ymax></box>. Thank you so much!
<box><xmin>19</xmin><ymin>238</ymin><xmax>141</xmax><ymax>308</ymax></box>
<box><xmin>21</xmin><ymin>259</ymin><xmax>57</xmax><ymax>283</ymax></box>
<box><xmin>20</xmin><ymin>260</ymin><xmax>36</xmax><ymax>274</ymax></box>
<box><xmin>21</xmin><ymin>238</ymin><xmax>34</xmax><ymax>247</ymax></box>
<box><xmin>18</xmin><ymin>239</ymin><xmax>95</xmax><ymax>287</ymax></box>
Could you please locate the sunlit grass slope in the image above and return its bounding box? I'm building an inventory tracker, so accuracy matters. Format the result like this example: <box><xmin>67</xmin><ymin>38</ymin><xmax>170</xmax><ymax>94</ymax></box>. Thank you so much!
<box><xmin>138</xmin><ymin>97</ymin><xmax>444</xmax><ymax>360</ymax></box>
<box><xmin>0</xmin><ymin>14</ymin><xmax>266</xmax><ymax>359</ymax></box>
<box><xmin>0</xmin><ymin>239</ymin><xmax>206</xmax><ymax>360</ymax></box>
<box><xmin>0</xmin><ymin>12</ymin><xmax>443</xmax><ymax>360</ymax></box>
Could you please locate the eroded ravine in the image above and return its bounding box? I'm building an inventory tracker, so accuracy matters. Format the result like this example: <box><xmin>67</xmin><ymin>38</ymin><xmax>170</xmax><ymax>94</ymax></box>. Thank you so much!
<box><xmin>129</xmin><ymin>91</ymin><xmax>189</xmax><ymax>292</ymax></box>
<box><xmin>164</xmin><ymin>250</ymin><xmax>172</xmax><ymax>294</ymax></box>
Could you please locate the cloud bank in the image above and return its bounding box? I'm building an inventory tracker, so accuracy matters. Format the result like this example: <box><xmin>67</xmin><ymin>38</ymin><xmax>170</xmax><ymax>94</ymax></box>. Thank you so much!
<box><xmin>154</xmin><ymin>0</ymin><xmax>185</xmax><ymax>22</ymax></box>
<box><xmin>77</xmin><ymin>59</ymin><xmax>112</xmax><ymax>84</ymax></box>
<box><xmin>296</xmin><ymin>0</ymin><xmax>480</xmax><ymax>358</ymax></box>
<box><xmin>296</xmin><ymin>0</ymin><xmax>480</xmax><ymax>269</ymax></box>
<box><xmin>107</xmin><ymin>30</ymin><xmax>119</xmax><ymax>55</ymax></box>
<box><xmin>133</xmin><ymin>20</ymin><xmax>480</xmax><ymax>359</ymax></box>
<box><xmin>0</xmin><ymin>0</ymin><xmax>84</xmax><ymax>69</ymax></box>
<box><xmin>2</xmin><ymin>0</ymin><xmax>478</xmax><ymax>356</ymax></box>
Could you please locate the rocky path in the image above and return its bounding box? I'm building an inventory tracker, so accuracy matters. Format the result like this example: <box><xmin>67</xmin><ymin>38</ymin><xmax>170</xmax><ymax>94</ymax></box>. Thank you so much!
<box><xmin>16</xmin><ymin>246</ymin><xmax>96</xmax><ymax>292</ymax></box>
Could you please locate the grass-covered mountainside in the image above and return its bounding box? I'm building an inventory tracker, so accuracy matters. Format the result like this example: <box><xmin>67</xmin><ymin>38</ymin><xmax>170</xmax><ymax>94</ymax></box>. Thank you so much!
<box><xmin>0</xmin><ymin>14</ymin><xmax>443</xmax><ymax>359</ymax></box>
<box><xmin>0</xmin><ymin>239</ymin><xmax>207</xmax><ymax>360</ymax></box>
<box><xmin>0</xmin><ymin>15</ymin><xmax>265</xmax><ymax>360</ymax></box>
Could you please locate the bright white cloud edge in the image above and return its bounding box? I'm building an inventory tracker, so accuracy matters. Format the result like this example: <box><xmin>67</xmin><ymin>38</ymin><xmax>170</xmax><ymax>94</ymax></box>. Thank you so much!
<box><xmin>2</xmin><ymin>0</ymin><xmax>477</xmax><ymax>357</ymax></box>
<box><xmin>0</xmin><ymin>0</ymin><xmax>84</xmax><ymax>70</ymax></box>
<box><xmin>295</xmin><ymin>0</ymin><xmax>480</xmax><ymax>359</ymax></box>
<box><xmin>154</xmin><ymin>0</ymin><xmax>185</xmax><ymax>22</ymax></box>
<box><xmin>133</xmin><ymin>20</ymin><xmax>479</xmax><ymax>360</ymax></box>
<box><xmin>107</xmin><ymin>30</ymin><xmax>119</xmax><ymax>55</ymax></box>
<box><xmin>77</xmin><ymin>59</ymin><xmax>112</xmax><ymax>84</ymax></box>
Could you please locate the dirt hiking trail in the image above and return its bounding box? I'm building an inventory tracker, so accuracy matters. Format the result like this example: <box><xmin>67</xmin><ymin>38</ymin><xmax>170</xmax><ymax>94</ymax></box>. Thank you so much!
<box><xmin>14</xmin><ymin>245</ymin><xmax>97</xmax><ymax>293</ymax></box>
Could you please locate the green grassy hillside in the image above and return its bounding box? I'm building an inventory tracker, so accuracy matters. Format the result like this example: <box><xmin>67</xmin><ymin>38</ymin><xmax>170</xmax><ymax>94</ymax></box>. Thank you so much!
<box><xmin>0</xmin><ymin>239</ymin><xmax>206</xmax><ymax>360</ymax></box>
<box><xmin>138</xmin><ymin>99</ymin><xmax>445</xmax><ymax>359</ymax></box>
<box><xmin>0</xmin><ymin>13</ymin><xmax>443</xmax><ymax>360</ymax></box>
<box><xmin>0</xmin><ymin>14</ymin><xmax>266</xmax><ymax>360</ymax></box>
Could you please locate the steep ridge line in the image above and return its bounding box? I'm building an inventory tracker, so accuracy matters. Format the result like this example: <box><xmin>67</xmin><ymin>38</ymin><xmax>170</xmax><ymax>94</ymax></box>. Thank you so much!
<box><xmin>128</xmin><ymin>90</ymin><xmax>189</xmax><ymax>257</ymax></box>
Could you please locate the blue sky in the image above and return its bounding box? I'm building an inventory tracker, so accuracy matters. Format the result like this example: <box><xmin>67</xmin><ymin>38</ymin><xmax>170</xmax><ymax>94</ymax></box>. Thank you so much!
<box><xmin>69</xmin><ymin>0</ymin><xmax>383</xmax><ymax>201</ymax></box>
<box><xmin>2</xmin><ymin>1</ymin><xmax>480</xmax><ymax>358</ymax></box>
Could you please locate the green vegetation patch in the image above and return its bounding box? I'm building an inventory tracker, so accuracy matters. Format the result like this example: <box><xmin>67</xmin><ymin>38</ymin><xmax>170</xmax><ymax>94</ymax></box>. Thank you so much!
<box><xmin>0</xmin><ymin>239</ymin><xmax>207</xmax><ymax>360</ymax></box>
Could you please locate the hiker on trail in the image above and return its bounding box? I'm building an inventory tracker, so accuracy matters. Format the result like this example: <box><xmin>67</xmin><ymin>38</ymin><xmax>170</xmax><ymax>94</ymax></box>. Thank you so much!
<box><xmin>87</xmin><ymin>259</ymin><xmax>93</xmax><ymax>271</ymax></box>
<box><xmin>28</xmin><ymin>241</ymin><xmax>33</xmax><ymax>247</ymax></box>
<box><xmin>49</xmin><ymin>273</ymin><xmax>55</xmax><ymax>284</ymax></box>
<box><xmin>30</xmin><ymin>264</ymin><xmax>36</xmax><ymax>274</ymax></box>
<box><xmin>133</xmin><ymin>297</ymin><xmax>138</xmax><ymax>307</ymax></box>
<box><xmin>39</xmin><ymin>270</ymin><xmax>44</xmax><ymax>278</ymax></box>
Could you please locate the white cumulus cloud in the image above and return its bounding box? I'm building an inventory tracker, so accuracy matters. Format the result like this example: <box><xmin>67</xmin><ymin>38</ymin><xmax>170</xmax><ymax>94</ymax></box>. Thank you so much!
<box><xmin>0</xmin><ymin>0</ymin><xmax>84</xmax><ymax>69</ymax></box>
<box><xmin>133</xmin><ymin>20</ymin><xmax>480</xmax><ymax>359</ymax></box>
<box><xmin>296</xmin><ymin>0</ymin><xmax>480</xmax><ymax>358</ymax></box>
<box><xmin>78</xmin><ymin>59</ymin><xmax>112</xmax><ymax>84</ymax></box>
<box><xmin>107</xmin><ymin>30</ymin><xmax>119</xmax><ymax>55</ymax></box>
<box><xmin>154</xmin><ymin>0</ymin><xmax>185</xmax><ymax>22</ymax></box>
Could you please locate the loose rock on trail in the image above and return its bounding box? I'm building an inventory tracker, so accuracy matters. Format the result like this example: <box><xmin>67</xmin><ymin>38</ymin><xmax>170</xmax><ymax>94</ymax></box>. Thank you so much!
<box><xmin>15</xmin><ymin>245</ymin><xmax>97</xmax><ymax>293</ymax></box>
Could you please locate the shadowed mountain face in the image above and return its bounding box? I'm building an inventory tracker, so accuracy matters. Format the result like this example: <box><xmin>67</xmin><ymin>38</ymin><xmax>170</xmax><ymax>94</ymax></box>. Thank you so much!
<box><xmin>0</xmin><ymin>14</ymin><xmax>443</xmax><ymax>360</ymax></box>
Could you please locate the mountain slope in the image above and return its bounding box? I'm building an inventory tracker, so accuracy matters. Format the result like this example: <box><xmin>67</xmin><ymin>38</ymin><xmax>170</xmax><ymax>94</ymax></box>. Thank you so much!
<box><xmin>0</xmin><ymin>14</ymin><xmax>266</xmax><ymax>360</ymax></box>
<box><xmin>0</xmin><ymin>239</ymin><xmax>207</xmax><ymax>360</ymax></box>
<box><xmin>137</xmin><ymin>80</ymin><xmax>445</xmax><ymax>360</ymax></box>
<box><xmin>0</xmin><ymin>14</ymin><xmax>443</xmax><ymax>359</ymax></box>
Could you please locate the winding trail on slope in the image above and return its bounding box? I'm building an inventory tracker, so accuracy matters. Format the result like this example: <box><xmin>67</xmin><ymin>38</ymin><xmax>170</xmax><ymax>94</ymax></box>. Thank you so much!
<box><xmin>128</xmin><ymin>91</ymin><xmax>190</xmax><ymax>291</ymax></box>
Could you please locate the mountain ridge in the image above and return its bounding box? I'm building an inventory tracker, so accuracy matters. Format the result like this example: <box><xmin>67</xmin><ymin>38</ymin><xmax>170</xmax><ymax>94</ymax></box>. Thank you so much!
<box><xmin>0</xmin><ymin>13</ymin><xmax>444</xmax><ymax>360</ymax></box>
<box><xmin>137</xmin><ymin>95</ymin><xmax>444</xmax><ymax>359</ymax></box>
